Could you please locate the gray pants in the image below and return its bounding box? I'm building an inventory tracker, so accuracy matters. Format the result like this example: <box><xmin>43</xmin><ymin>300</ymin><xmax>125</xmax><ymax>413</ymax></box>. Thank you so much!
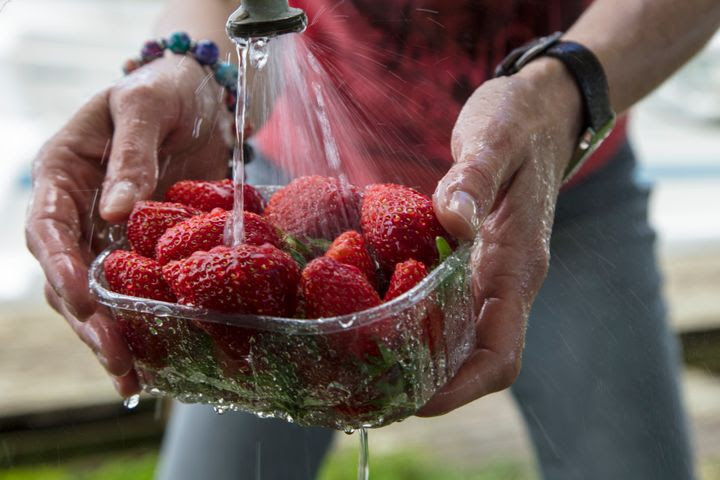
<box><xmin>156</xmin><ymin>143</ymin><xmax>694</xmax><ymax>480</ymax></box>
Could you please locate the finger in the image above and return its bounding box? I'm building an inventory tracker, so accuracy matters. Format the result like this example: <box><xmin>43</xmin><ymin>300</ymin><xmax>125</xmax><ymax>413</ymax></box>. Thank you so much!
<box><xmin>417</xmin><ymin>291</ymin><xmax>526</xmax><ymax>416</ymax></box>
<box><xmin>433</xmin><ymin>128</ymin><xmax>524</xmax><ymax>240</ymax></box>
<box><xmin>27</xmin><ymin>182</ymin><xmax>97</xmax><ymax>319</ymax></box>
<box><xmin>419</xmin><ymin>160</ymin><xmax>555</xmax><ymax>416</ymax></box>
<box><xmin>112</xmin><ymin>371</ymin><xmax>141</xmax><ymax>398</ymax></box>
<box><xmin>45</xmin><ymin>283</ymin><xmax>134</xmax><ymax>377</ymax></box>
<box><xmin>100</xmin><ymin>85</ymin><xmax>169</xmax><ymax>222</ymax></box>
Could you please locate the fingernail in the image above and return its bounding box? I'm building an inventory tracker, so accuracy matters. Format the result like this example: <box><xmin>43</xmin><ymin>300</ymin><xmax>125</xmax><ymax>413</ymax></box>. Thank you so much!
<box><xmin>448</xmin><ymin>190</ymin><xmax>479</xmax><ymax>231</ymax></box>
<box><xmin>103</xmin><ymin>181</ymin><xmax>137</xmax><ymax>216</ymax></box>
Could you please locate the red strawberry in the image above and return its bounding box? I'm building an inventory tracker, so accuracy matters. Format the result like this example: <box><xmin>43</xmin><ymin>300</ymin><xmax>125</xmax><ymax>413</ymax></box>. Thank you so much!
<box><xmin>301</xmin><ymin>257</ymin><xmax>380</xmax><ymax>319</ymax></box>
<box><xmin>165</xmin><ymin>179</ymin><xmax>265</xmax><ymax>214</ymax></box>
<box><xmin>103</xmin><ymin>250</ymin><xmax>177</xmax><ymax>369</ymax></box>
<box><xmin>383</xmin><ymin>258</ymin><xmax>445</xmax><ymax>358</ymax></box>
<box><xmin>325</xmin><ymin>231</ymin><xmax>377</xmax><ymax>286</ymax></box>
<box><xmin>155</xmin><ymin>209</ymin><xmax>282</xmax><ymax>265</ymax></box>
<box><xmin>155</xmin><ymin>208</ymin><xmax>227</xmax><ymax>265</ymax></box>
<box><xmin>264</xmin><ymin>176</ymin><xmax>362</xmax><ymax>242</ymax></box>
<box><xmin>163</xmin><ymin>244</ymin><xmax>299</xmax><ymax>376</ymax></box>
<box><xmin>384</xmin><ymin>259</ymin><xmax>427</xmax><ymax>301</ymax></box>
<box><xmin>361</xmin><ymin>184</ymin><xmax>450</xmax><ymax>273</ymax></box>
<box><xmin>241</xmin><ymin>211</ymin><xmax>284</xmax><ymax>250</ymax></box>
<box><xmin>103</xmin><ymin>250</ymin><xmax>175</xmax><ymax>302</ymax></box>
<box><xmin>127</xmin><ymin>201</ymin><xmax>200</xmax><ymax>258</ymax></box>
<box><xmin>163</xmin><ymin>244</ymin><xmax>299</xmax><ymax>315</ymax></box>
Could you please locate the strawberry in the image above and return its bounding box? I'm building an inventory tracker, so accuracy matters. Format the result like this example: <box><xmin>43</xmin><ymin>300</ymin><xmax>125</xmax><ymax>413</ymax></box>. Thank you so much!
<box><xmin>241</xmin><ymin>211</ymin><xmax>284</xmax><ymax>250</ymax></box>
<box><xmin>103</xmin><ymin>250</ymin><xmax>175</xmax><ymax>302</ymax></box>
<box><xmin>103</xmin><ymin>250</ymin><xmax>177</xmax><ymax>369</ymax></box>
<box><xmin>127</xmin><ymin>201</ymin><xmax>200</xmax><ymax>258</ymax></box>
<box><xmin>383</xmin><ymin>258</ymin><xmax>445</xmax><ymax>359</ymax></box>
<box><xmin>264</xmin><ymin>176</ymin><xmax>362</xmax><ymax>242</ymax></box>
<box><xmin>163</xmin><ymin>244</ymin><xmax>299</xmax><ymax>377</ymax></box>
<box><xmin>155</xmin><ymin>208</ymin><xmax>227</xmax><ymax>265</ymax></box>
<box><xmin>361</xmin><ymin>183</ymin><xmax>450</xmax><ymax>273</ymax></box>
<box><xmin>325</xmin><ymin>231</ymin><xmax>377</xmax><ymax>286</ymax></box>
<box><xmin>301</xmin><ymin>257</ymin><xmax>380</xmax><ymax>319</ymax></box>
<box><xmin>384</xmin><ymin>259</ymin><xmax>427</xmax><ymax>301</ymax></box>
<box><xmin>155</xmin><ymin>209</ymin><xmax>282</xmax><ymax>265</ymax></box>
<box><xmin>165</xmin><ymin>179</ymin><xmax>266</xmax><ymax>214</ymax></box>
<box><xmin>162</xmin><ymin>244</ymin><xmax>299</xmax><ymax>315</ymax></box>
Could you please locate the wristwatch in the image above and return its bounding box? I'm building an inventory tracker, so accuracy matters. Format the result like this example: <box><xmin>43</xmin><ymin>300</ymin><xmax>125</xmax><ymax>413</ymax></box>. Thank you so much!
<box><xmin>495</xmin><ymin>32</ymin><xmax>616</xmax><ymax>183</ymax></box>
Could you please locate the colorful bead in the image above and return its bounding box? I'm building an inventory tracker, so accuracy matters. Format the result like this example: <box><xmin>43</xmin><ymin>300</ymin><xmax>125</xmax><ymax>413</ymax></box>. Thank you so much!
<box><xmin>193</xmin><ymin>40</ymin><xmax>220</xmax><ymax>66</ymax></box>
<box><xmin>141</xmin><ymin>40</ymin><xmax>165</xmax><ymax>62</ymax></box>
<box><xmin>214</xmin><ymin>62</ymin><xmax>239</xmax><ymax>89</ymax></box>
<box><xmin>126</xmin><ymin>35</ymin><xmax>239</xmax><ymax>112</ymax></box>
<box><xmin>167</xmin><ymin>32</ymin><xmax>192</xmax><ymax>54</ymax></box>
<box><xmin>122</xmin><ymin>58</ymin><xmax>141</xmax><ymax>75</ymax></box>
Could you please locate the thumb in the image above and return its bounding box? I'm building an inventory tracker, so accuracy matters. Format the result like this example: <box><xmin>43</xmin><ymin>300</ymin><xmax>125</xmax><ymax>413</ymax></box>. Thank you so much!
<box><xmin>100</xmin><ymin>90</ymin><xmax>166</xmax><ymax>222</ymax></box>
<box><xmin>433</xmin><ymin>147</ymin><xmax>519</xmax><ymax>240</ymax></box>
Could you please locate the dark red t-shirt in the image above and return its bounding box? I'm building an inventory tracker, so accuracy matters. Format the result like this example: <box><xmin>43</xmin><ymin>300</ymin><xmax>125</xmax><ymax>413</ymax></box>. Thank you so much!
<box><xmin>256</xmin><ymin>0</ymin><xmax>625</xmax><ymax>193</ymax></box>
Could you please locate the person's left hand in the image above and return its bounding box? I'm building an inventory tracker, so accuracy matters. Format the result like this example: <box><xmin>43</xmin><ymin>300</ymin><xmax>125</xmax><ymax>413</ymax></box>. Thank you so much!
<box><xmin>418</xmin><ymin>58</ymin><xmax>584</xmax><ymax>416</ymax></box>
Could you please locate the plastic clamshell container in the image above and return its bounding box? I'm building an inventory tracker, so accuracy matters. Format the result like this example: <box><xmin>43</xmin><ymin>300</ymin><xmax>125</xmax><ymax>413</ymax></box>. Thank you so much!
<box><xmin>89</xmin><ymin>188</ymin><xmax>475</xmax><ymax>430</ymax></box>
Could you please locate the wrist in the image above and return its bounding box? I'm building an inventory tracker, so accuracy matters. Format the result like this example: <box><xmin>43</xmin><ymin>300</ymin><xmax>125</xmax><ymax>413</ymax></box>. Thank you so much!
<box><xmin>516</xmin><ymin>57</ymin><xmax>585</xmax><ymax>176</ymax></box>
<box><xmin>519</xmin><ymin>57</ymin><xmax>584</xmax><ymax>139</ymax></box>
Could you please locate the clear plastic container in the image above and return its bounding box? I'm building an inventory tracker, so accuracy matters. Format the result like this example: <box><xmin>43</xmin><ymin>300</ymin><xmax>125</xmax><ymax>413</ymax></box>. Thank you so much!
<box><xmin>88</xmin><ymin>187</ymin><xmax>475</xmax><ymax>430</ymax></box>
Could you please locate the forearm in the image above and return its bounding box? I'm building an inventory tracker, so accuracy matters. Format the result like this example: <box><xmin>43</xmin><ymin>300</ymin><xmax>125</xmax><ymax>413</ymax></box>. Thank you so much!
<box><xmin>154</xmin><ymin>0</ymin><xmax>237</xmax><ymax>59</ymax></box>
<box><xmin>565</xmin><ymin>0</ymin><xmax>720</xmax><ymax>113</ymax></box>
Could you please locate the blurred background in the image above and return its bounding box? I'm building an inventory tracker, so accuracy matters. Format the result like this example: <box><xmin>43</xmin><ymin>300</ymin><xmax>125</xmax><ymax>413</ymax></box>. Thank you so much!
<box><xmin>1</xmin><ymin>1</ymin><xmax>719</xmax><ymax>479</ymax></box>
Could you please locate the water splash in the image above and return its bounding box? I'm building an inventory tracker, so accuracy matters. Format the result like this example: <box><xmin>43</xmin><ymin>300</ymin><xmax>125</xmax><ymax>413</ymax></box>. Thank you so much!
<box><xmin>249</xmin><ymin>38</ymin><xmax>270</xmax><ymax>69</ymax></box>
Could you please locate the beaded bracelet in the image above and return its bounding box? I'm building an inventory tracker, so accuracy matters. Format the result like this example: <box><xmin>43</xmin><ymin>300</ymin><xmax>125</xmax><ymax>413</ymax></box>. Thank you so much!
<box><xmin>123</xmin><ymin>32</ymin><xmax>239</xmax><ymax>113</ymax></box>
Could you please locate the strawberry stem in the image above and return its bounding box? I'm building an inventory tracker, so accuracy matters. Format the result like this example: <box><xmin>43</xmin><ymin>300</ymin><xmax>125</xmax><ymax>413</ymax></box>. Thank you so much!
<box><xmin>436</xmin><ymin>236</ymin><xmax>452</xmax><ymax>264</ymax></box>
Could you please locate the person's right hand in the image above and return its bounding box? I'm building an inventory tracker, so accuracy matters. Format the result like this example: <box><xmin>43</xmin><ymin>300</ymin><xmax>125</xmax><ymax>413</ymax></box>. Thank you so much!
<box><xmin>25</xmin><ymin>55</ymin><xmax>232</xmax><ymax>396</ymax></box>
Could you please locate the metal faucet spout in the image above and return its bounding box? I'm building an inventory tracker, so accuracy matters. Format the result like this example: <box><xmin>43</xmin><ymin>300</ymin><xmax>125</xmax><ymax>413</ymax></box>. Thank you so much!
<box><xmin>226</xmin><ymin>0</ymin><xmax>307</xmax><ymax>40</ymax></box>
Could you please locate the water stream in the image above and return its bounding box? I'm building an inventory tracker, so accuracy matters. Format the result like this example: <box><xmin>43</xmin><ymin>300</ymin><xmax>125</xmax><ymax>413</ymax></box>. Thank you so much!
<box><xmin>229</xmin><ymin>32</ymin><xmax>373</xmax><ymax>478</ymax></box>
<box><xmin>357</xmin><ymin>427</ymin><xmax>370</xmax><ymax>480</ymax></box>
<box><xmin>230</xmin><ymin>37</ymin><xmax>270</xmax><ymax>245</ymax></box>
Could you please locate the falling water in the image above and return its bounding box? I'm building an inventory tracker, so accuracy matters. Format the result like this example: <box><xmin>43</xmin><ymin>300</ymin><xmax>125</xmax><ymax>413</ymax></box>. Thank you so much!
<box><xmin>230</xmin><ymin>37</ymin><xmax>270</xmax><ymax>246</ymax></box>
<box><xmin>224</xmin><ymin>32</ymin><xmax>438</xmax><ymax>479</ymax></box>
<box><xmin>357</xmin><ymin>428</ymin><xmax>369</xmax><ymax>480</ymax></box>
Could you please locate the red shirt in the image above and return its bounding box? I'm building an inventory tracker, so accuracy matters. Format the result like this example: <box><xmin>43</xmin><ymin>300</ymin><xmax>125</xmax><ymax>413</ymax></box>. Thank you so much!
<box><xmin>256</xmin><ymin>0</ymin><xmax>625</xmax><ymax>194</ymax></box>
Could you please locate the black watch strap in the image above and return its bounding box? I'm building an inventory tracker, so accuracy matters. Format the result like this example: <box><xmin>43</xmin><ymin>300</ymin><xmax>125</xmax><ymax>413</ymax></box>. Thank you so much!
<box><xmin>495</xmin><ymin>32</ymin><xmax>616</xmax><ymax>182</ymax></box>
<box><xmin>544</xmin><ymin>41</ymin><xmax>614</xmax><ymax>133</ymax></box>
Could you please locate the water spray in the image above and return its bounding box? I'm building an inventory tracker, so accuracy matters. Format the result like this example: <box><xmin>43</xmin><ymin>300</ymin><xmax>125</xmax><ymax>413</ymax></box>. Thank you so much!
<box><xmin>226</xmin><ymin>0</ymin><xmax>307</xmax><ymax>40</ymax></box>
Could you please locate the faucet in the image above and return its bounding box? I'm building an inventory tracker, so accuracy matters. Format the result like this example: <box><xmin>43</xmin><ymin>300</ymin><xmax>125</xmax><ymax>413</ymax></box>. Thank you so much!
<box><xmin>226</xmin><ymin>0</ymin><xmax>307</xmax><ymax>40</ymax></box>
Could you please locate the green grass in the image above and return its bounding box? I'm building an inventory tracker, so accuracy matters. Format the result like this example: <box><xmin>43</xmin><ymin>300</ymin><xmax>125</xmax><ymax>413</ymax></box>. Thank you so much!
<box><xmin>0</xmin><ymin>453</ymin><xmax>157</xmax><ymax>480</ymax></box>
<box><xmin>318</xmin><ymin>448</ymin><xmax>533</xmax><ymax>480</ymax></box>
<box><xmin>5</xmin><ymin>448</ymin><xmax>720</xmax><ymax>480</ymax></box>
<box><xmin>0</xmin><ymin>448</ymin><xmax>532</xmax><ymax>480</ymax></box>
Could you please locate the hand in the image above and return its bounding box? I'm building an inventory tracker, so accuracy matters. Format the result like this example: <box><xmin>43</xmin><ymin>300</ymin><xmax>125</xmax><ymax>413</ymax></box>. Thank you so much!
<box><xmin>25</xmin><ymin>55</ymin><xmax>232</xmax><ymax>396</ymax></box>
<box><xmin>419</xmin><ymin>58</ymin><xmax>584</xmax><ymax>416</ymax></box>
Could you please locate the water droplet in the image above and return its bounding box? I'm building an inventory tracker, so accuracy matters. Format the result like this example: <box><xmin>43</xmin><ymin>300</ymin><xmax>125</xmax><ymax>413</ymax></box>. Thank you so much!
<box><xmin>249</xmin><ymin>38</ymin><xmax>270</xmax><ymax>69</ymax></box>
<box><xmin>123</xmin><ymin>394</ymin><xmax>140</xmax><ymax>409</ymax></box>
<box><xmin>339</xmin><ymin>317</ymin><xmax>354</xmax><ymax>328</ymax></box>
<box><xmin>153</xmin><ymin>305</ymin><xmax>173</xmax><ymax>317</ymax></box>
